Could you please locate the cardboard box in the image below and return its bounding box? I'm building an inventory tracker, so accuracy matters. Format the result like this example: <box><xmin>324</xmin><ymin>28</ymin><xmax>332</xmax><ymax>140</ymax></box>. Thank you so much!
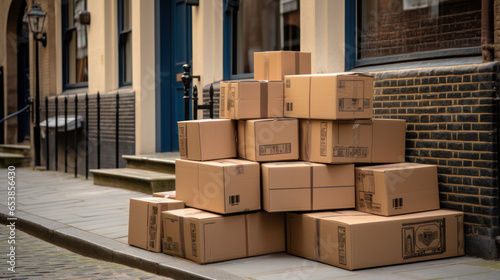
<box><xmin>128</xmin><ymin>197</ymin><xmax>184</xmax><ymax>252</ymax></box>
<box><xmin>175</xmin><ymin>159</ymin><xmax>260</xmax><ymax>214</ymax></box>
<box><xmin>254</xmin><ymin>51</ymin><xmax>311</xmax><ymax>81</ymax></box>
<box><xmin>219</xmin><ymin>81</ymin><xmax>284</xmax><ymax>119</ymax></box>
<box><xmin>238</xmin><ymin>118</ymin><xmax>299</xmax><ymax>162</ymax></box>
<box><xmin>284</xmin><ymin>73</ymin><xmax>373</xmax><ymax>119</ymax></box>
<box><xmin>152</xmin><ymin>190</ymin><xmax>176</xmax><ymax>199</ymax></box>
<box><xmin>261</xmin><ymin>162</ymin><xmax>355</xmax><ymax>212</ymax></box>
<box><xmin>301</xmin><ymin>118</ymin><xmax>405</xmax><ymax>164</ymax></box>
<box><xmin>178</xmin><ymin>119</ymin><xmax>236</xmax><ymax>161</ymax></box>
<box><xmin>287</xmin><ymin>210</ymin><xmax>464</xmax><ymax>270</ymax></box>
<box><xmin>162</xmin><ymin>209</ymin><xmax>285</xmax><ymax>264</ymax></box>
<box><xmin>355</xmin><ymin>163</ymin><xmax>440</xmax><ymax>216</ymax></box>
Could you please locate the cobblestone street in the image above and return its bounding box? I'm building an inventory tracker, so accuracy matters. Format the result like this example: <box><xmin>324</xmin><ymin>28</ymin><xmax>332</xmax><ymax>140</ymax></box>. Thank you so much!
<box><xmin>0</xmin><ymin>226</ymin><xmax>172</xmax><ymax>280</ymax></box>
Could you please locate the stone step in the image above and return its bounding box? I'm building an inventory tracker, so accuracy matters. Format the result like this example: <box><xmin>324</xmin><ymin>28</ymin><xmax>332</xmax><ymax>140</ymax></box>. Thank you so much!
<box><xmin>0</xmin><ymin>144</ymin><xmax>31</xmax><ymax>156</ymax></box>
<box><xmin>90</xmin><ymin>168</ymin><xmax>176</xmax><ymax>194</ymax></box>
<box><xmin>0</xmin><ymin>152</ymin><xmax>30</xmax><ymax>168</ymax></box>
<box><xmin>123</xmin><ymin>152</ymin><xmax>179</xmax><ymax>174</ymax></box>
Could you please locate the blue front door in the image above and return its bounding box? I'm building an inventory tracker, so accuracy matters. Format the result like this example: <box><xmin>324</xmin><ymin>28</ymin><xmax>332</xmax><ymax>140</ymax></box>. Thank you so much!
<box><xmin>155</xmin><ymin>0</ymin><xmax>192</xmax><ymax>152</ymax></box>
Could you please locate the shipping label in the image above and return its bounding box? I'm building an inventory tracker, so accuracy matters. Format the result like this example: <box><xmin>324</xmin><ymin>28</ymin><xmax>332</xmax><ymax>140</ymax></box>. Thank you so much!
<box><xmin>402</xmin><ymin>218</ymin><xmax>446</xmax><ymax>259</ymax></box>
<box><xmin>339</xmin><ymin>98</ymin><xmax>363</xmax><ymax>112</ymax></box>
<box><xmin>220</xmin><ymin>87</ymin><xmax>226</xmax><ymax>116</ymax></box>
<box><xmin>259</xmin><ymin>143</ymin><xmax>292</xmax><ymax>156</ymax></box>
<box><xmin>178</xmin><ymin>126</ymin><xmax>186</xmax><ymax>156</ymax></box>
<box><xmin>148</xmin><ymin>205</ymin><xmax>158</xmax><ymax>249</ymax></box>
<box><xmin>190</xmin><ymin>223</ymin><xmax>197</xmax><ymax>257</ymax></box>
<box><xmin>338</xmin><ymin>226</ymin><xmax>347</xmax><ymax>265</ymax></box>
<box><xmin>332</xmin><ymin>146</ymin><xmax>368</xmax><ymax>158</ymax></box>
<box><xmin>320</xmin><ymin>122</ymin><xmax>328</xmax><ymax>156</ymax></box>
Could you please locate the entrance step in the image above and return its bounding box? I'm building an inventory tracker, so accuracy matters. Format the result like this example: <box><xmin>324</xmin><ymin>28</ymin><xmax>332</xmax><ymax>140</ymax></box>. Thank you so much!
<box><xmin>123</xmin><ymin>152</ymin><xmax>179</xmax><ymax>174</ymax></box>
<box><xmin>90</xmin><ymin>168</ymin><xmax>176</xmax><ymax>194</ymax></box>
<box><xmin>0</xmin><ymin>152</ymin><xmax>29</xmax><ymax>168</ymax></box>
<box><xmin>0</xmin><ymin>144</ymin><xmax>30</xmax><ymax>156</ymax></box>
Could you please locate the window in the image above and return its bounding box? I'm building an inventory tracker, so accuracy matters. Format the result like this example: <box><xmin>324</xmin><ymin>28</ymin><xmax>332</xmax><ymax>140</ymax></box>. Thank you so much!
<box><xmin>347</xmin><ymin>0</ymin><xmax>482</xmax><ymax>69</ymax></box>
<box><xmin>224</xmin><ymin>0</ymin><xmax>300</xmax><ymax>79</ymax></box>
<box><xmin>118</xmin><ymin>0</ymin><xmax>132</xmax><ymax>86</ymax></box>
<box><xmin>62</xmin><ymin>0</ymin><xmax>88</xmax><ymax>89</ymax></box>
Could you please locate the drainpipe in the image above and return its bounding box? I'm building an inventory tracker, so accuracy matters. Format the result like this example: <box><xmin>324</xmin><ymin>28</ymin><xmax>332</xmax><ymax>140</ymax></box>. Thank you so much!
<box><xmin>481</xmin><ymin>0</ymin><xmax>494</xmax><ymax>61</ymax></box>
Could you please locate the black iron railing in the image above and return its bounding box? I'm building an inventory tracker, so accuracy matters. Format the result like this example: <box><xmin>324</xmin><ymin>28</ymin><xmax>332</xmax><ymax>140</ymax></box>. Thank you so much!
<box><xmin>41</xmin><ymin>92</ymin><xmax>127</xmax><ymax>178</ymax></box>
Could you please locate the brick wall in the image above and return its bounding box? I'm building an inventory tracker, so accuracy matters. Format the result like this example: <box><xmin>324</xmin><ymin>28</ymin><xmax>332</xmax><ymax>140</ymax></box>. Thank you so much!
<box><xmin>371</xmin><ymin>62</ymin><xmax>499</xmax><ymax>259</ymax></box>
<box><xmin>495</xmin><ymin>0</ymin><xmax>500</xmax><ymax>60</ymax></box>
<box><xmin>359</xmin><ymin>0</ymin><xmax>481</xmax><ymax>59</ymax></box>
<box><xmin>41</xmin><ymin>91</ymin><xmax>135</xmax><ymax>176</ymax></box>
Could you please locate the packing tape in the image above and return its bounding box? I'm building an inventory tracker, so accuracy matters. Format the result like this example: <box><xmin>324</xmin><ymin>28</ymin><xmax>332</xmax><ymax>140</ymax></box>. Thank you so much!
<box><xmin>310</xmin><ymin>165</ymin><xmax>314</xmax><ymax>211</ymax></box>
<box><xmin>260</xmin><ymin>83</ymin><xmax>268</xmax><ymax>118</ymax></box>
<box><xmin>352</xmin><ymin>123</ymin><xmax>360</xmax><ymax>147</ymax></box>
<box><xmin>244</xmin><ymin>214</ymin><xmax>249</xmax><ymax>257</ymax></box>
<box><xmin>315</xmin><ymin>218</ymin><xmax>321</xmax><ymax>261</ymax></box>
<box><xmin>295</xmin><ymin>52</ymin><xmax>300</xmax><ymax>74</ymax></box>
<box><xmin>179</xmin><ymin>216</ymin><xmax>186</xmax><ymax>258</ymax></box>
<box><xmin>304</xmin><ymin>119</ymin><xmax>312</xmax><ymax>161</ymax></box>
<box><xmin>264</xmin><ymin>53</ymin><xmax>269</xmax><ymax>80</ymax></box>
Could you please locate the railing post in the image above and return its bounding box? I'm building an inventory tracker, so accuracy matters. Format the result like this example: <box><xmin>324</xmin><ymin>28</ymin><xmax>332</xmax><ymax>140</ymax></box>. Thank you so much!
<box><xmin>181</xmin><ymin>64</ymin><xmax>192</xmax><ymax>120</ymax></box>
<box><xmin>209</xmin><ymin>84</ymin><xmax>214</xmax><ymax>119</ymax></box>
<box><xmin>75</xmin><ymin>95</ymin><xmax>78</xmax><ymax>178</ymax></box>
<box><xmin>55</xmin><ymin>96</ymin><xmax>58</xmax><ymax>170</ymax></box>
<box><xmin>116</xmin><ymin>92</ymin><xmax>119</xmax><ymax>168</ymax></box>
<box><xmin>193</xmin><ymin>85</ymin><xmax>198</xmax><ymax>120</ymax></box>
<box><xmin>64</xmin><ymin>96</ymin><xmax>68</xmax><ymax>173</ymax></box>
<box><xmin>45</xmin><ymin>96</ymin><xmax>49</xmax><ymax>170</ymax></box>
<box><xmin>97</xmin><ymin>92</ymin><xmax>100</xmax><ymax>169</ymax></box>
<box><xmin>85</xmin><ymin>93</ymin><xmax>89</xmax><ymax>179</ymax></box>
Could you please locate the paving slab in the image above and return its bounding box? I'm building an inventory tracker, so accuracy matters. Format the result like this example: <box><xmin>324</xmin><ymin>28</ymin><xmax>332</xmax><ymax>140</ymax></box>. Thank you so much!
<box><xmin>1</xmin><ymin>167</ymin><xmax>499</xmax><ymax>280</ymax></box>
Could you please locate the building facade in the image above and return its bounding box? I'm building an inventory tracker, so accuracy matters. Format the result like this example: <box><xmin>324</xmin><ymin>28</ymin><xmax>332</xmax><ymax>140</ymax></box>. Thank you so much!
<box><xmin>1</xmin><ymin>0</ymin><xmax>499</xmax><ymax>259</ymax></box>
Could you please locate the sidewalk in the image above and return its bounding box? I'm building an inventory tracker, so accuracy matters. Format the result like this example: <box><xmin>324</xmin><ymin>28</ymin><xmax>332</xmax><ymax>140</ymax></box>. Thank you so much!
<box><xmin>1</xmin><ymin>168</ymin><xmax>500</xmax><ymax>280</ymax></box>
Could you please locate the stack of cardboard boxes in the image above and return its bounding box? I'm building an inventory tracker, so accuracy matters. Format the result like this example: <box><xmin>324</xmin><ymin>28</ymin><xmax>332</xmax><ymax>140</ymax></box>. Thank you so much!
<box><xmin>128</xmin><ymin>51</ymin><xmax>464</xmax><ymax>270</ymax></box>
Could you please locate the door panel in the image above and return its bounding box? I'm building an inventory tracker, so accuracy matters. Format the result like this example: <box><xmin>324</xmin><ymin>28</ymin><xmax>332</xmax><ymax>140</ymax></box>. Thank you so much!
<box><xmin>155</xmin><ymin>0</ymin><xmax>192</xmax><ymax>152</ymax></box>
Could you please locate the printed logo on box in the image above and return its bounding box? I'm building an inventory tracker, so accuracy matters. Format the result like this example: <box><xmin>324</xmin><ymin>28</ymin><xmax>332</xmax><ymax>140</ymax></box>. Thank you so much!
<box><xmin>259</xmin><ymin>143</ymin><xmax>292</xmax><ymax>156</ymax></box>
<box><xmin>333</xmin><ymin>147</ymin><xmax>368</xmax><ymax>158</ymax></box>
<box><xmin>402</xmin><ymin>218</ymin><xmax>445</xmax><ymax>259</ymax></box>
<box><xmin>338</xmin><ymin>226</ymin><xmax>347</xmax><ymax>265</ymax></box>
<box><xmin>190</xmin><ymin>223</ymin><xmax>197</xmax><ymax>257</ymax></box>
<box><xmin>320</xmin><ymin>122</ymin><xmax>328</xmax><ymax>156</ymax></box>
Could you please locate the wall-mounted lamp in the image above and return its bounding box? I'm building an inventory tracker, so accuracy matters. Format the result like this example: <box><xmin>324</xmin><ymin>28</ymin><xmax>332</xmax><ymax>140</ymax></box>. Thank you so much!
<box><xmin>78</xmin><ymin>10</ymin><xmax>91</xmax><ymax>25</ymax></box>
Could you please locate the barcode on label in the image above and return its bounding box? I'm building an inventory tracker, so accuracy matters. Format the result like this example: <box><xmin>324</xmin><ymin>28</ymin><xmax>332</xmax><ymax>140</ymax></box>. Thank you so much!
<box><xmin>229</xmin><ymin>195</ymin><xmax>240</xmax><ymax>206</ymax></box>
<box><xmin>393</xmin><ymin>198</ymin><xmax>403</xmax><ymax>209</ymax></box>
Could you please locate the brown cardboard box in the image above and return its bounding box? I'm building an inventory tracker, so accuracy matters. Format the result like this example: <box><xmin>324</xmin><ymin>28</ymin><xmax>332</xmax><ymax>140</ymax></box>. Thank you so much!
<box><xmin>175</xmin><ymin>159</ymin><xmax>260</xmax><ymax>214</ymax></box>
<box><xmin>355</xmin><ymin>163</ymin><xmax>440</xmax><ymax>216</ymax></box>
<box><xmin>287</xmin><ymin>210</ymin><xmax>464</xmax><ymax>270</ymax></box>
<box><xmin>219</xmin><ymin>80</ymin><xmax>284</xmax><ymax>119</ymax></box>
<box><xmin>301</xmin><ymin>118</ymin><xmax>405</xmax><ymax>164</ymax></box>
<box><xmin>254</xmin><ymin>51</ymin><xmax>311</xmax><ymax>81</ymax></box>
<box><xmin>284</xmin><ymin>73</ymin><xmax>373</xmax><ymax>119</ymax></box>
<box><xmin>178</xmin><ymin>119</ymin><xmax>236</xmax><ymax>161</ymax></box>
<box><xmin>162</xmin><ymin>209</ymin><xmax>285</xmax><ymax>264</ymax></box>
<box><xmin>128</xmin><ymin>197</ymin><xmax>184</xmax><ymax>252</ymax></box>
<box><xmin>152</xmin><ymin>190</ymin><xmax>176</xmax><ymax>199</ymax></box>
<box><xmin>238</xmin><ymin>118</ymin><xmax>299</xmax><ymax>162</ymax></box>
<box><xmin>261</xmin><ymin>162</ymin><xmax>355</xmax><ymax>212</ymax></box>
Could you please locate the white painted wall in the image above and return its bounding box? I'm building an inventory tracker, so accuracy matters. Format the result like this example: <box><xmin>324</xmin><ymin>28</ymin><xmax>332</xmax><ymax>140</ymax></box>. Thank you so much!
<box><xmin>132</xmin><ymin>0</ymin><xmax>156</xmax><ymax>154</ymax></box>
<box><xmin>191</xmin><ymin>0</ymin><xmax>224</xmax><ymax>118</ymax></box>
<box><xmin>300</xmin><ymin>0</ymin><xmax>345</xmax><ymax>73</ymax></box>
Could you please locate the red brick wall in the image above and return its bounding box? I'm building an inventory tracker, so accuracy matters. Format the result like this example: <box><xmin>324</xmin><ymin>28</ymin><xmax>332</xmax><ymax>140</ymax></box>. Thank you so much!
<box><xmin>359</xmin><ymin>0</ymin><xmax>482</xmax><ymax>59</ymax></box>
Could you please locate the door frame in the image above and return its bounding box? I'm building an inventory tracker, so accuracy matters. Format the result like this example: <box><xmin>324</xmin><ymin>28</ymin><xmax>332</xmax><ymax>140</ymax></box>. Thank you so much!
<box><xmin>154</xmin><ymin>0</ymin><xmax>192</xmax><ymax>152</ymax></box>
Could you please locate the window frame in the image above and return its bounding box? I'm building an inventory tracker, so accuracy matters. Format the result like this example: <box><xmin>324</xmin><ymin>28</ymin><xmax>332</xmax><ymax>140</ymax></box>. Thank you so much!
<box><xmin>344</xmin><ymin>0</ymin><xmax>482</xmax><ymax>71</ymax></box>
<box><xmin>223</xmin><ymin>0</ymin><xmax>254</xmax><ymax>81</ymax></box>
<box><xmin>118</xmin><ymin>0</ymin><xmax>132</xmax><ymax>87</ymax></box>
<box><xmin>61</xmin><ymin>0</ymin><xmax>89</xmax><ymax>90</ymax></box>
